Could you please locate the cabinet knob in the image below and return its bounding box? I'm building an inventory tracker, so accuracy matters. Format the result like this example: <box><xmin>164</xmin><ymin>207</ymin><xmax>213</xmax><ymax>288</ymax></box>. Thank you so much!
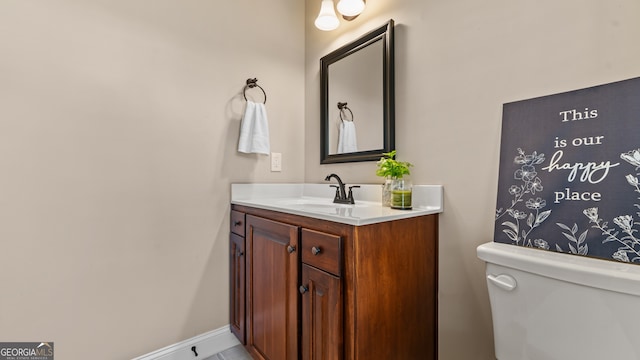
<box><xmin>287</xmin><ymin>245</ymin><xmax>296</xmax><ymax>253</ymax></box>
<box><xmin>234</xmin><ymin>220</ymin><xmax>242</xmax><ymax>226</ymax></box>
<box><xmin>299</xmin><ymin>285</ymin><xmax>308</xmax><ymax>294</ymax></box>
<box><xmin>236</xmin><ymin>251</ymin><xmax>244</xmax><ymax>257</ymax></box>
<box><xmin>311</xmin><ymin>246</ymin><xmax>322</xmax><ymax>255</ymax></box>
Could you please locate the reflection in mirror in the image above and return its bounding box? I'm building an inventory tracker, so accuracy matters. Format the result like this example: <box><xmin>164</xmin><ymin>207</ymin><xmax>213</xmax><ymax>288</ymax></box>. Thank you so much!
<box><xmin>329</xmin><ymin>41</ymin><xmax>383</xmax><ymax>155</ymax></box>
<box><xmin>320</xmin><ymin>20</ymin><xmax>394</xmax><ymax>164</ymax></box>
<box><xmin>335</xmin><ymin>102</ymin><xmax>359</xmax><ymax>153</ymax></box>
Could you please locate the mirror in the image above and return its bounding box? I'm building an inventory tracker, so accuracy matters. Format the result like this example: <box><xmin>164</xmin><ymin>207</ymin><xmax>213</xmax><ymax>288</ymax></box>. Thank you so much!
<box><xmin>320</xmin><ymin>20</ymin><xmax>395</xmax><ymax>164</ymax></box>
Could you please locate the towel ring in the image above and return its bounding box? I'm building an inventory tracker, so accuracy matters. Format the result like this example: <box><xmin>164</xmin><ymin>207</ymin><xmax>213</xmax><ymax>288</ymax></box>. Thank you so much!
<box><xmin>337</xmin><ymin>102</ymin><xmax>354</xmax><ymax>122</ymax></box>
<box><xmin>243</xmin><ymin>78</ymin><xmax>267</xmax><ymax>104</ymax></box>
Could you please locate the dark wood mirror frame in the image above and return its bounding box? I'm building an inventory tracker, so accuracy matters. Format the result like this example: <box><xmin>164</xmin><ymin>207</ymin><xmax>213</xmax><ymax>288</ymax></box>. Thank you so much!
<box><xmin>320</xmin><ymin>19</ymin><xmax>395</xmax><ymax>164</ymax></box>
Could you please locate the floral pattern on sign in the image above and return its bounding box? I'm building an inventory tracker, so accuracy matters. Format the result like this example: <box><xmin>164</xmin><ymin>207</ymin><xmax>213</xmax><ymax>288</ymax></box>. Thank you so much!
<box><xmin>578</xmin><ymin>148</ymin><xmax>640</xmax><ymax>263</ymax></box>
<box><xmin>496</xmin><ymin>148</ymin><xmax>552</xmax><ymax>248</ymax></box>
<box><xmin>555</xmin><ymin>222</ymin><xmax>589</xmax><ymax>255</ymax></box>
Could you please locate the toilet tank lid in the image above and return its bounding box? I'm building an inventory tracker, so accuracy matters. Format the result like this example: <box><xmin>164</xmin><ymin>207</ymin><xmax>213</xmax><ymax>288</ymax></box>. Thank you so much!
<box><xmin>477</xmin><ymin>242</ymin><xmax>640</xmax><ymax>297</ymax></box>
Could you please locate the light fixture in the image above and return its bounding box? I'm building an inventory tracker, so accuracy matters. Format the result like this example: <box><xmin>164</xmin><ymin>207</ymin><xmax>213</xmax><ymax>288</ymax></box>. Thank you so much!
<box><xmin>337</xmin><ymin>0</ymin><xmax>365</xmax><ymax>17</ymax></box>
<box><xmin>314</xmin><ymin>0</ymin><xmax>366</xmax><ymax>31</ymax></box>
<box><xmin>314</xmin><ymin>0</ymin><xmax>340</xmax><ymax>31</ymax></box>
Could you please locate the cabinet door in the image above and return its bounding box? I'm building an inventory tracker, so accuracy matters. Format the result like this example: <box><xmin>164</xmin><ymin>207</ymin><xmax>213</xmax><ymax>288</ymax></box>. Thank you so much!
<box><xmin>246</xmin><ymin>215</ymin><xmax>299</xmax><ymax>360</ymax></box>
<box><xmin>229</xmin><ymin>232</ymin><xmax>246</xmax><ymax>344</ymax></box>
<box><xmin>301</xmin><ymin>264</ymin><xmax>342</xmax><ymax>360</ymax></box>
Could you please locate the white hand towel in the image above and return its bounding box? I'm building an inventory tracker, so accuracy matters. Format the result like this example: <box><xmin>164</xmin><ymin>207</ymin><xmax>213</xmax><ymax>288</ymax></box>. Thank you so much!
<box><xmin>337</xmin><ymin>120</ymin><xmax>358</xmax><ymax>153</ymax></box>
<box><xmin>238</xmin><ymin>100</ymin><xmax>270</xmax><ymax>155</ymax></box>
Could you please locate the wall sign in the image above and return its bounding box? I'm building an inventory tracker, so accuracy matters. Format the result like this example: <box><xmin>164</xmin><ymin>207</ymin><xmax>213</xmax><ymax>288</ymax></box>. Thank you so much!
<box><xmin>494</xmin><ymin>77</ymin><xmax>640</xmax><ymax>263</ymax></box>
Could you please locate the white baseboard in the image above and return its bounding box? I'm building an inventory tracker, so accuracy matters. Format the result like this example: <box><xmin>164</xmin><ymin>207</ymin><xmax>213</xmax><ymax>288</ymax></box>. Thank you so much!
<box><xmin>132</xmin><ymin>325</ymin><xmax>241</xmax><ymax>360</ymax></box>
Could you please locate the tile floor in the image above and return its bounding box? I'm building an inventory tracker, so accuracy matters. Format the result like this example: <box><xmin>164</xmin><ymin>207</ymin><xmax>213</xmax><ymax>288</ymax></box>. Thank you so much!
<box><xmin>204</xmin><ymin>345</ymin><xmax>253</xmax><ymax>360</ymax></box>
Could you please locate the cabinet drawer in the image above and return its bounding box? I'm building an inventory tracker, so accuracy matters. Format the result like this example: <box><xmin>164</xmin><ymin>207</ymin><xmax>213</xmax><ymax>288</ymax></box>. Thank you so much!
<box><xmin>230</xmin><ymin>210</ymin><xmax>245</xmax><ymax>237</ymax></box>
<box><xmin>301</xmin><ymin>228</ymin><xmax>342</xmax><ymax>276</ymax></box>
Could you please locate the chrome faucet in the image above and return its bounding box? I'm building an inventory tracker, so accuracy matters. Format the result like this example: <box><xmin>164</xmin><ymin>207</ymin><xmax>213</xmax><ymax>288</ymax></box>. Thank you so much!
<box><xmin>324</xmin><ymin>173</ymin><xmax>359</xmax><ymax>204</ymax></box>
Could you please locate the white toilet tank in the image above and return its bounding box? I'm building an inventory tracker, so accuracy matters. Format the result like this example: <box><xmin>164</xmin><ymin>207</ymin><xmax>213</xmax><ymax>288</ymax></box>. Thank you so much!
<box><xmin>477</xmin><ymin>242</ymin><xmax>640</xmax><ymax>360</ymax></box>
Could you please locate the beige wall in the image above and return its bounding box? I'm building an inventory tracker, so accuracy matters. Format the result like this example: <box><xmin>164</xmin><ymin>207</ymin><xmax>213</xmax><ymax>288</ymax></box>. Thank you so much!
<box><xmin>0</xmin><ymin>1</ymin><xmax>304</xmax><ymax>359</ymax></box>
<box><xmin>305</xmin><ymin>0</ymin><xmax>640</xmax><ymax>359</ymax></box>
<box><xmin>2</xmin><ymin>0</ymin><xmax>639</xmax><ymax>359</ymax></box>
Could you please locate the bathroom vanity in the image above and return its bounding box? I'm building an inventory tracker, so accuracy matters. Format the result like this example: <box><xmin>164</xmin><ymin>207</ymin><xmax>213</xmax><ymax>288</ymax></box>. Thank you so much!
<box><xmin>229</xmin><ymin>184</ymin><xmax>442</xmax><ymax>360</ymax></box>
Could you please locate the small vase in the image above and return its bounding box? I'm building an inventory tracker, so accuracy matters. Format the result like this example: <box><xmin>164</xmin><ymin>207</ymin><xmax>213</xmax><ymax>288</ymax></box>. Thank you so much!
<box><xmin>390</xmin><ymin>178</ymin><xmax>412</xmax><ymax>210</ymax></box>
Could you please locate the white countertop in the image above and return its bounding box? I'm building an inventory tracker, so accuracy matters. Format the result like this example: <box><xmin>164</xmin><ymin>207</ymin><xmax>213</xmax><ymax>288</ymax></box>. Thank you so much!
<box><xmin>231</xmin><ymin>183</ymin><xmax>443</xmax><ymax>226</ymax></box>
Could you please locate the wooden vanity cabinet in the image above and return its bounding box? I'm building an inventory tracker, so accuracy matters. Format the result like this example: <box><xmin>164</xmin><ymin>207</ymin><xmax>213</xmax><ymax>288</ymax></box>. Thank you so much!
<box><xmin>230</xmin><ymin>204</ymin><xmax>438</xmax><ymax>360</ymax></box>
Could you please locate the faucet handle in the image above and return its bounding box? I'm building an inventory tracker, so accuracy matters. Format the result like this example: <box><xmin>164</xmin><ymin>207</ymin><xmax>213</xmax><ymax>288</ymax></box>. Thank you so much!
<box><xmin>347</xmin><ymin>185</ymin><xmax>360</xmax><ymax>204</ymax></box>
<box><xmin>330</xmin><ymin>185</ymin><xmax>340</xmax><ymax>199</ymax></box>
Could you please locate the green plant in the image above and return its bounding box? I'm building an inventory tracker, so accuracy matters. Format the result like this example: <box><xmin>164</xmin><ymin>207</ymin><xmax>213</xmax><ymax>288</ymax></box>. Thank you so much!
<box><xmin>376</xmin><ymin>150</ymin><xmax>413</xmax><ymax>179</ymax></box>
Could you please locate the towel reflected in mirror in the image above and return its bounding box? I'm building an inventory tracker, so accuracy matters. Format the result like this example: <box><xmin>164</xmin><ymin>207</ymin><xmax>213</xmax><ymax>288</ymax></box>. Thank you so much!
<box><xmin>337</xmin><ymin>120</ymin><xmax>357</xmax><ymax>153</ymax></box>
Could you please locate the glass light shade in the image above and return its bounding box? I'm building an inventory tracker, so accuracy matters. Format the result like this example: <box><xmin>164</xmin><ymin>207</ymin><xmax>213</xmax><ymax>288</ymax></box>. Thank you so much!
<box><xmin>315</xmin><ymin>0</ymin><xmax>339</xmax><ymax>31</ymax></box>
<box><xmin>337</xmin><ymin>0</ymin><xmax>365</xmax><ymax>16</ymax></box>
